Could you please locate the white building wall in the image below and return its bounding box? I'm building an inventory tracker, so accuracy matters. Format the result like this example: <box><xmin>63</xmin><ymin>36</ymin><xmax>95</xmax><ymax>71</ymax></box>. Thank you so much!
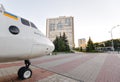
<box><xmin>46</xmin><ymin>16</ymin><xmax>75</xmax><ymax>48</ymax></box>
<box><xmin>78</xmin><ymin>38</ymin><xmax>86</xmax><ymax>49</ymax></box>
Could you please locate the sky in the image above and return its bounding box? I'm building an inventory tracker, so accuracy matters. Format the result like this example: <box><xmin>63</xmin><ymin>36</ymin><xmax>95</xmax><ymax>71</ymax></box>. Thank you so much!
<box><xmin>0</xmin><ymin>0</ymin><xmax>120</xmax><ymax>47</ymax></box>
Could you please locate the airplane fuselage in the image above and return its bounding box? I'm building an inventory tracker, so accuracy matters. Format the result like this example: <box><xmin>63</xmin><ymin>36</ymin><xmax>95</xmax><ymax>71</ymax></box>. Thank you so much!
<box><xmin>0</xmin><ymin>10</ymin><xmax>54</xmax><ymax>62</ymax></box>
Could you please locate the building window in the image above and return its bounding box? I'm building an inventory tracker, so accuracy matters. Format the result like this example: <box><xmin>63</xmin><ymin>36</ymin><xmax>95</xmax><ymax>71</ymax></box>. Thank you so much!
<box><xmin>57</xmin><ymin>22</ymin><xmax>63</xmax><ymax>30</ymax></box>
<box><xmin>49</xmin><ymin>23</ymin><xmax>55</xmax><ymax>31</ymax></box>
<box><xmin>21</xmin><ymin>18</ymin><xmax>30</xmax><ymax>26</ymax></box>
<box><xmin>30</xmin><ymin>22</ymin><xmax>37</xmax><ymax>29</ymax></box>
<box><xmin>65</xmin><ymin>18</ymin><xmax>71</xmax><ymax>26</ymax></box>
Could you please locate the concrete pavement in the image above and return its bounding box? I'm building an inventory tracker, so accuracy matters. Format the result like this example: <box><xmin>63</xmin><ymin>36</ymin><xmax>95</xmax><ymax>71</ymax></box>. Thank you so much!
<box><xmin>0</xmin><ymin>53</ymin><xmax>120</xmax><ymax>82</ymax></box>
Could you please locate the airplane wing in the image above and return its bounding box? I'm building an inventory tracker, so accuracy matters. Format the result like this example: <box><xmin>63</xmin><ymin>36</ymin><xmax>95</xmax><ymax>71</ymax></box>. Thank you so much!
<box><xmin>30</xmin><ymin>53</ymin><xmax>113</xmax><ymax>82</ymax></box>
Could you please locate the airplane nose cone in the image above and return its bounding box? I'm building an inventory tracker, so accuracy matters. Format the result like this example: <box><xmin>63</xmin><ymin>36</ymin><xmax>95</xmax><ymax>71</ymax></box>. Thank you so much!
<box><xmin>49</xmin><ymin>42</ymin><xmax>55</xmax><ymax>52</ymax></box>
<box><xmin>46</xmin><ymin>38</ymin><xmax>55</xmax><ymax>53</ymax></box>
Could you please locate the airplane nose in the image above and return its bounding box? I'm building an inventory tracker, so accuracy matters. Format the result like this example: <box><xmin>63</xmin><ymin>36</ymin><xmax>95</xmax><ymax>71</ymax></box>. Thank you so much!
<box><xmin>49</xmin><ymin>42</ymin><xmax>55</xmax><ymax>52</ymax></box>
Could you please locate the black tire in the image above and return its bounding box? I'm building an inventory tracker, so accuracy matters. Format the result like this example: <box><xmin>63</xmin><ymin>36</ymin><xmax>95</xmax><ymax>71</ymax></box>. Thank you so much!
<box><xmin>18</xmin><ymin>66</ymin><xmax>32</xmax><ymax>80</ymax></box>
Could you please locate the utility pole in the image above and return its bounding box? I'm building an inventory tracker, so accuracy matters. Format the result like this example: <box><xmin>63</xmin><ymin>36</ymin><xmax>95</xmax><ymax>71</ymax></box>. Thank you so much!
<box><xmin>110</xmin><ymin>25</ymin><xmax>120</xmax><ymax>52</ymax></box>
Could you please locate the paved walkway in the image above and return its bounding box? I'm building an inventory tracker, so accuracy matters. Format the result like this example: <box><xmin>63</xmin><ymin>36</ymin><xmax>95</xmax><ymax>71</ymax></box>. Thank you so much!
<box><xmin>0</xmin><ymin>53</ymin><xmax>120</xmax><ymax>82</ymax></box>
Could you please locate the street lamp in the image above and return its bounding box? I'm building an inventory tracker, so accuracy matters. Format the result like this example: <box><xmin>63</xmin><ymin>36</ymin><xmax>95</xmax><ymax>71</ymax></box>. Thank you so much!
<box><xmin>110</xmin><ymin>25</ymin><xmax>120</xmax><ymax>52</ymax></box>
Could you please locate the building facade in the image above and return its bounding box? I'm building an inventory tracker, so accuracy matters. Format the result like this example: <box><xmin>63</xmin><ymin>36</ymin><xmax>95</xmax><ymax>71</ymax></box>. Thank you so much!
<box><xmin>78</xmin><ymin>38</ymin><xmax>86</xmax><ymax>49</ymax></box>
<box><xmin>46</xmin><ymin>16</ymin><xmax>75</xmax><ymax>48</ymax></box>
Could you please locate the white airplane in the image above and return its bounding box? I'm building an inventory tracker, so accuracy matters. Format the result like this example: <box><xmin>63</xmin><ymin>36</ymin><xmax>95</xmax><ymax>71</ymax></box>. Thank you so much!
<box><xmin>0</xmin><ymin>4</ymin><xmax>54</xmax><ymax>80</ymax></box>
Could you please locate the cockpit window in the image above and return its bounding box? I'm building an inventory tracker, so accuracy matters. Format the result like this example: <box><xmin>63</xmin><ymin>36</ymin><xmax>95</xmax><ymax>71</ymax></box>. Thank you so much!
<box><xmin>30</xmin><ymin>22</ymin><xmax>37</xmax><ymax>29</ymax></box>
<box><xmin>21</xmin><ymin>18</ymin><xmax>30</xmax><ymax>26</ymax></box>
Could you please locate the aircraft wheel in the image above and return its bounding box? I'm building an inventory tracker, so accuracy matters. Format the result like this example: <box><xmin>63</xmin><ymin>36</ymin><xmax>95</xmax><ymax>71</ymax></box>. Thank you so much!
<box><xmin>18</xmin><ymin>66</ymin><xmax>32</xmax><ymax>80</ymax></box>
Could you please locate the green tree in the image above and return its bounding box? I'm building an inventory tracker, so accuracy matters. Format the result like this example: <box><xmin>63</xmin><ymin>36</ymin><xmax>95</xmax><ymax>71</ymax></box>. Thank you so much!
<box><xmin>62</xmin><ymin>32</ymin><xmax>70</xmax><ymax>51</ymax></box>
<box><xmin>58</xmin><ymin>37</ymin><xmax>65</xmax><ymax>51</ymax></box>
<box><xmin>53</xmin><ymin>33</ymin><xmax>70</xmax><ymax>52</ymax></box>
<box><xmin>86</xmin><ymin>37</ymin><xmax>95</xmax><ymax>52</ymax></box>
<box><xmin>79</xmin><ymin>47</ymin><xmax>83</xmax><ymax>52</ymax></box>
<box><xmin>104</xmin><ymin>40</ymin><xmax>111</xmax><ymax>47</ymax></box>
<box><xmin>53</xmin><ymin>36</ymin><xmax>59</xmax><ymax>52</ymax></box>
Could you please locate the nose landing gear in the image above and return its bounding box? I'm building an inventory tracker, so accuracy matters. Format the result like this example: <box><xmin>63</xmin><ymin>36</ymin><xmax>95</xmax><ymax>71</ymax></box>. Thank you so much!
<box><xmin>18</xmin><ymin>60</ymin><xmax>32</xmax><ymax>80</ymax></box>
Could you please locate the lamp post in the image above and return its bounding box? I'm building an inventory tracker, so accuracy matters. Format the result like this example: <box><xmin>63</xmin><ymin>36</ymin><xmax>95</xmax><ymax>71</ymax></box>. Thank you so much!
<box><xmin>110</xmin><ymin>25</ymin><xmax>120</xmax><ymax>52</ymax></box>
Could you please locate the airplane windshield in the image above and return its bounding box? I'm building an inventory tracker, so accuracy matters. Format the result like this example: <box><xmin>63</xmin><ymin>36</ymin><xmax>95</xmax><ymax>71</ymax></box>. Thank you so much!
<box><xmin>31</xmin><ymin>22</ymin><xmax>37</xmax><ymax>29</ymax></box>
<box><xmin>21</xmin><ymin>18</ymin><xmax>30</xmax><ymax>26</ymax></box>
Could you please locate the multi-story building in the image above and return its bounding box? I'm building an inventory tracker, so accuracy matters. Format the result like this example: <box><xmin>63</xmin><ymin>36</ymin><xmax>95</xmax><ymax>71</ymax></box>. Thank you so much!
<box><xmin>46</xmin><ymin>16</ymin><xmax>75</xmax><ymax>48</ymax></box>
<box><xmin>78</xmin><ymin>38</ymin><xmax>86</xmax><ymax>49</ymax></box>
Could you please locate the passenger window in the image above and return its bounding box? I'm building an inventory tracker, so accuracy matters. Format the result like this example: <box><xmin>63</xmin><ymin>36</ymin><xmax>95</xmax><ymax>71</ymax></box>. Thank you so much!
<box><xmin>31</xmin><ymin>22</ymin><xmax>37</xmax><ymax>29</ymax></box>
<box><xmin>9</xmin><ymin>26</ymin><xmax>20</xmax><ymax>35</ymax></box>
<box><xmin>21</xmin><ymin>18</ymin><xmax>30</xmax><ymax>26</ymax></box>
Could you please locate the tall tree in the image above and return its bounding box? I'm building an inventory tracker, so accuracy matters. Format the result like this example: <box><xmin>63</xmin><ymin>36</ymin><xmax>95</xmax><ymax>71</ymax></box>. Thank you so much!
<box><xmin>86</xmin><ymin>37</ymin><xmax>95</xmax><ymax>52</ymax></box>
<box><xmin>53</xmin><ymin>33</ymin><xmax>70</xmax><ymax>52</ymax></box>
<box><xmin>62</xmin><ymin>32</ymin><xmax>70</xmax><ymax>51</ymax></box>
<box><xmin>53</xmin><ymin>36</ymin><xmax>59</xmax><ymax>52</ymax></box>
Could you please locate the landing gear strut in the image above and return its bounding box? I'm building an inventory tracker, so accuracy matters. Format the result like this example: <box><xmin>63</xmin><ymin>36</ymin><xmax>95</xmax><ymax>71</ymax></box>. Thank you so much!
<box><xmin>18</xmin><ymin>60</ymin><xmax>32</xmax><ymax>80</ymax></box>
